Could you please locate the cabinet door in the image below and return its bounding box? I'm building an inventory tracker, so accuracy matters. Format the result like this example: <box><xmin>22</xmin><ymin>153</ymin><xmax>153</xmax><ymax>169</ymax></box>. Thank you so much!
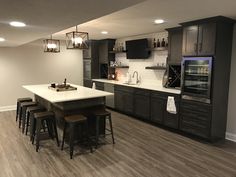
<box><xmin>167</xmin><ymin>27</ymin><xmax>183</xmax><ymax>64</ymax></box>
<box><xmin>123</xmin><ymin>92</ymin><xmax>134</xmax><ymax>114</ymax></box>
<box><xmin>99</xmin><ymin>40</ymin><xmax>108</xmax><ymax>64</ymax></box>
<box><xmin>83</xmin><ymin>79</ymin><xmax>92</xmax><ymax>88</ymax></box>
<box><xmin>150</xmin><ymin>96</ymin><xmax>165</xmax><ymax>124</ymax></box>
<box><xmin>182</xmin><ymin>26</ymin><xmax>198</xmax><ymax>56</ymax></box>
<box><xmin>134</xmin><ymin>91</ymin><xmax>150</xmax><ymax>120</ymax></box>
<box><xmin>198</xmin><ymin>23</ymin><xmax>216</xmax><ymax>56</ymax></box>
<box><xmin>164</xmin><ymin>99</ymin><xmax>179</xmax><ymax>129</ymax></box>
<box><xmin>114</xmin><ymin>90</ymin><xmax>124</xmax><ymax>111</ymax></box>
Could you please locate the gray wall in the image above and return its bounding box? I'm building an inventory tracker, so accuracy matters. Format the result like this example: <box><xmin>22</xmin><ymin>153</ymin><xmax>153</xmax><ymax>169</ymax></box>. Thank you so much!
<box><xmin>0</xmin><ymin>39</ymin><xmax>83</xmax><ymax>107</ymax></box>
<box><xmin>227</xmin><ymin>25</ymin><xmax>236</xmax><ymax>137</ymax></box>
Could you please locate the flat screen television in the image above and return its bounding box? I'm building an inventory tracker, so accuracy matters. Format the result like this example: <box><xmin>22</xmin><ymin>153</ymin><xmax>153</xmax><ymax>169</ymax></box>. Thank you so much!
<box><xmin>126</xmin><ymin>38</ymin><xmax>150</xmax><ymax>59</ymax></box>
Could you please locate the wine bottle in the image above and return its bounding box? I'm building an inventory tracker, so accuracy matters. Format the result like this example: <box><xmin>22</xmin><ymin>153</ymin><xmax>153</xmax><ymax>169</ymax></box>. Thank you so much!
<box><xmin>161</xmin><ymin>38</ymin><xmax>165</xmax><ymax>47</ymax></box>
<box><xmin>157</xmin><ymin>39</ymin><xmax>160</xmax><ymax>47</ymax></box>
<box><xmin>153</xmin><ymin>38</ymin><xmax>156</xmax><ymax>48</ymax></box>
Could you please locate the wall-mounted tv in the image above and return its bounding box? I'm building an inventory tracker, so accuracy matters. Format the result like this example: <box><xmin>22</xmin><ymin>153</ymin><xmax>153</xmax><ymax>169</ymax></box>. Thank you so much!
<box><xmin>126</xmin><ymin>38</ymin><xmax>150</xmax><ymax>59</ymax></box>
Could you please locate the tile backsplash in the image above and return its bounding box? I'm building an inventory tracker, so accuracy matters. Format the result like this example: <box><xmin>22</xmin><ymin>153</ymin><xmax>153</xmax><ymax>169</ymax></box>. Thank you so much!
<box><xmin>114</xmin><ymin>31</ymin><xmax>168</xmax><ymax>85</ymax></box>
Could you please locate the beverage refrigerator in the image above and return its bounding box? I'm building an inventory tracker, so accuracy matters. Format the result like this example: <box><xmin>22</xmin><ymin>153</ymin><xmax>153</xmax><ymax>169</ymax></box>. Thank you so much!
<box><xmin>181</xmin><ymin>56</ymin><xmax>213</xmax><ymax>103</ymax></box>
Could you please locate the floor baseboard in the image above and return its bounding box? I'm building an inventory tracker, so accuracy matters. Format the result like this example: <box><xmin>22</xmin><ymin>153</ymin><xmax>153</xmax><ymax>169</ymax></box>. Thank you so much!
<box><xmin>0</xmin><ymin>105</ymin><xmax>16</xmax><ymax>112</ymax></box>
<box><xmin>226</xmin><ymin>132</ymin><xmax>236</xmax><ymax>142</ymax></box>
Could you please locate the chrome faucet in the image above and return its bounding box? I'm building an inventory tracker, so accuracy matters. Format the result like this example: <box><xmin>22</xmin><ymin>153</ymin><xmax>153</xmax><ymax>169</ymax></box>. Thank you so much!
<box><xmin>132</xmin><ymin>71</ymin><xmax>139</xmax><ymax>84</ymax></box>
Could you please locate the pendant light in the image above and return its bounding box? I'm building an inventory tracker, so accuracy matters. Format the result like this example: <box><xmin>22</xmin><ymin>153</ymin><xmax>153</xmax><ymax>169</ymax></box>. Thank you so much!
<box><xmin>66</xmin><ymin>26</ymin><xmax>89</xmax><ymax>49</ymax></box>
<box><xmin>43</xmin><ymin>35</ymin><xmax>60</xmax><ymax>53</ymax></box>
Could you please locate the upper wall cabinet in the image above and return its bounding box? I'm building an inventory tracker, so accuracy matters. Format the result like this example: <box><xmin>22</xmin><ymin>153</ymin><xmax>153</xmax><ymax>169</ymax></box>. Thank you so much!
<box><xmin>166</xmin><ymin>27</ymin><xmax>183</xmax><ymax>64</ymax></box>
<box><xmin>182</xmin><ymin>23</ymin><xmax>216</xmax><ymax>56</ymax></box>
<box><xmin>99</xmin><ymin>39</ymin><xmax>115</xmax><ymax>64</ymax></box>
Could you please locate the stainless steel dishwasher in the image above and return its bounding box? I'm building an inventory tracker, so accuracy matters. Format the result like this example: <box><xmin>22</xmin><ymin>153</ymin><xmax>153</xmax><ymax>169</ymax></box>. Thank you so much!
<box><xmin>104</xmin><ymin>83</ymin><xmax>114</xmax><ymax>108</ymax></box>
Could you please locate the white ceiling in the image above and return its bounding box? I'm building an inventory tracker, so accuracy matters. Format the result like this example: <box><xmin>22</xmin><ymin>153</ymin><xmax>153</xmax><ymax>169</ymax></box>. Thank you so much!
<box><xmin>55</xmin><ymin>0</ymin><xmax>236</xmax><ymax>40</ymax></box>
<box><xmin>0</xmin><ymin>0</ymin><xmax>144</xmax><ymax>47</ymax></box>
<box><xmin>2</xmin><ymin>0</ymin><xmax>236</xmax><ymax>47</ymax></box>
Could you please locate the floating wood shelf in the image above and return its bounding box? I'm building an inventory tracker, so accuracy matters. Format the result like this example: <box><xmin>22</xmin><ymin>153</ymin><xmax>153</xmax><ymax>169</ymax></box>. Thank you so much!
<box><xmin>109</xmin><ymin>50</ymin><xmax>127</xmax><ymax>54</ymax></box>
<box><xmin>109</xmin><ymin>66</ymin><xmax>129</xmax><ymax>69</ymax></box>
<box><xmin>145</xmin><ymin>66</ymin><xmax>166</xmax><ymax>70</ymax></box>
<box><xmin>148</xmin><ymin>47</ymin><xmax>168</xmax><ymax>51</ymax></box>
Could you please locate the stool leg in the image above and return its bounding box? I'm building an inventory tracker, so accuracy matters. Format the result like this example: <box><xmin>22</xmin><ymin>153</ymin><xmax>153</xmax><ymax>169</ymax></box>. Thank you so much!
<box><xmin>61</xmin><ymin>122</ymin><xmax>67</xmax><ymax>150</ymax></box>
<box><xmin>85</xmin><ymin>121</ymin><xmax>93</xmax><ymax>153</ymax></box>
<box><xmin>108</xmin><ymin>115</ymin><xmax>115</xmax><ymax>144</ymax></box>
<box><xmin>52</xmin><ymin>118</ymin><xmax>60</xmax><ymax>147</ymax></box>
<box><xmin>31</xmin><ymin>114</ymin><xmax>36</xmax><ymax>143</ymax></box>
<box><xmin>95</xmin><ymin>116</ymin><xmax>100</xmax><ymax>149</ymax></box>
<box><xmin>36</xmin><ymin>119</ymin><xmax>42</xmax><ymax>152</ymax></box>
<box><xmin>16</xmin><ymin>102</ymin><xmax>19</xmax><ymax>121</ymax></box>
<box><xmin>25</xmin><ymin>111</ymin><xmax>30</xmax><ymax>135</ymax></box>
<box><xmin>69</xmin><ymin>124</ymin><xmax>75</xmax><ymax>159</ymax></box>
<box><xmin>19</xmin><ymin>107</ymin><xmax>23</xmax><ymax>128</ymax></box>
<box><xmin>21</xmin><ymin>107</ymin><xmax>27</xmax><ymax>132</ymax></box>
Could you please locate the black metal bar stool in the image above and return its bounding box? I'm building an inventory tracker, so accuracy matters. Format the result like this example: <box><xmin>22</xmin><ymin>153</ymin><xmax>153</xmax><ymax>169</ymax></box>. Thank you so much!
<box><xmin>25</xmin><ymin>105</ymin><xmax>45</xmax><ymax>135</ymax></box>
<box><xmin>19</xmin><ymin>101</ymin><xmax>37</xmax><ymax>130</ymax></box>
<box><xmin>93</xmin><ymin>109</ymin><xmax>115</xmax><ymax>148</ymax></box>
<box><xmin>16</xmin><ymin>97</ymin><xmax>32</xmax><ymax>122</ymax></box>
<box><xmin>61</xmin><ymin>114</ymin><xmax>93</xmax><ymax>159</ymax></box>
<box><xmin>32</xmin><ymin>111</ymin><xmax>59</xmax><ymax>152</ymax></box>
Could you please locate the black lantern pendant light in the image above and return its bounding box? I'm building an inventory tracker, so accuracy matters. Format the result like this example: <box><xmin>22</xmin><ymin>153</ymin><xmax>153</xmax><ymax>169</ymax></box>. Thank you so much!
<box><xmin>66</xmin><ymin>26</ymin><xmax>89</xmax><ymax>49</ymax></box>
<box><xmin>43</xmin><ymin>35</ymin><xmax>60</xmax><ymax>53</ymax></box>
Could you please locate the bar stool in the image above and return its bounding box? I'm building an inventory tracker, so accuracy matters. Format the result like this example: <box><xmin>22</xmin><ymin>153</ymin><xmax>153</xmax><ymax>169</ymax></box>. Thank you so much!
<box><xmin>93</xmin><ymin>109</ymin><xmax>115</xmax><ymax>148</ymax></box>
<box><xmin>19</xmin><ymin>101</ymin><xmax>37</xmax><ymax>130</ymax></box>
<box><xmin>61</xmin><ymin>114</ymin><xmax>93</xmax><ymax>159</ymax></box>
<box><xmin>25</xmin><ymin>105</ymin><xmax>45</xmax><ymax>135</ymax></box>
<box><xmin>16</xmin><ymin>97</ymin><xmax>32</xmax><ymax>122</ymax></box>
<box><xmin>32</xmin><ymin>111</ymin><xmax>59</xmax><ymax>152</ymax></box>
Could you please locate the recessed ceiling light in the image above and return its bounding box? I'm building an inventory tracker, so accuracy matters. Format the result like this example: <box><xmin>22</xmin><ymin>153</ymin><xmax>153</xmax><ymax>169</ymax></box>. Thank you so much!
<box><xmin>101</xmin><ymin>31</ymin><xmax>108</xmax><ymax>34</ymax></box>
<box><xmin>154</xmin><ymin>19</ymin><xmax>164</xmax><ymax>24</ymax></box>
<box><xmin>10</xmin><ymin>21</ymin><xmax>26</xmax><ymax>27</ymax></box>
<box><xmin>0</xmin><ymin>37</ymin><xmax>5</xmax><ymax>42</ymax></box>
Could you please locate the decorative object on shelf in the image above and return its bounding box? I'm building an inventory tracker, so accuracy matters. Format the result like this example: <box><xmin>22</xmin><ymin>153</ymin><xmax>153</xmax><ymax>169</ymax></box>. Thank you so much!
<box><xmin>157</xmin><ymin>39</ymin><xmax>161</xmax><ymax>47</ymax></box>
<box><xmin>161</xmin><ymin>38</ymin><xmax>166</xmax><ymax>47</ymax></box>
<box><xmin>153</xmin><ymin>38</ymin><xmax>156</xmax><ymax>48</ymax></box>
<box><xmin>108</xmin><ymin>72</ymin><xmax>118</xmax><ymax>80</ymax></box>
<box><xmin>112</xmin><ymin>42</ymin><xmax>125</xmax><ymax>52</ymax></box>
<box><xmin>43</xmin><ymin>35</ymin><xmax>60</xmax><ymax>53</ymax></box>
<box><xmin>66</xmin><ymin>26</ymin><xmax>89</xmax><ymax>49</ymax></box>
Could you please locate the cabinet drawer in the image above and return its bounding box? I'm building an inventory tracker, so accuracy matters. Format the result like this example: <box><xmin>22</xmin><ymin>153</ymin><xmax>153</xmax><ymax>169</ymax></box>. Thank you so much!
<box><xmin>135</xmin><ymin>89</ymin><xmax>150</xmax><ymax>96</ymax></box>
<box><xmin>115</xmin><ymin>85</ymin><xmax>134</xmax><ymax>93</ymax></box>
<box><xmin>151</xmin><ymin>91</ymin><xmax>180</xmax><ymax>100</ymax></box>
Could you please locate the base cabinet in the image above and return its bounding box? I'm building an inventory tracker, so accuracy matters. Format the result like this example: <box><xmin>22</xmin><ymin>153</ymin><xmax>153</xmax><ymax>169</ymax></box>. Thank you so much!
<box><xmin>134</xmin><ymin>89</ymin><xmax>150</xmax><ymax>120</ymax></box>
<box><xmin>114</xmin><ymin>85</ymin><xmax>134</xmax><ymax>114</ymax></box>
<box><xmin>179</xmin><ymin>99</ymin><xmax>212</xmax><ymax>138</ymax></box>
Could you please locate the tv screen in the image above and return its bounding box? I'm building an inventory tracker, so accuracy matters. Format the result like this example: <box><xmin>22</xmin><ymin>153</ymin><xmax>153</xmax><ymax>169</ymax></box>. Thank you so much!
<box><xmin>126</xmin><ymin>38</ymin><xmax>150</xmax><ymax>59</ymax></box>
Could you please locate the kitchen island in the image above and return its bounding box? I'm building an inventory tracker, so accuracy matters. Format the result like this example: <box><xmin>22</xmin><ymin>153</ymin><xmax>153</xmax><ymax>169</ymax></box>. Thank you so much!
<box><xmin>23</xmin><ymin>84</ymin><xmax>113</xmax><ymax>135</ymax></box>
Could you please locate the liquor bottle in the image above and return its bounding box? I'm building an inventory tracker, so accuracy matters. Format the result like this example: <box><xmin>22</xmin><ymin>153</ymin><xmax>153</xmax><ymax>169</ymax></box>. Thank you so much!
<box><xmin>161</xmin><ymin>38</ymin><xmax>165</xmax><ymax>47</ymax></box>
<box><xmin>157</xmin><ymin>39</ymin><xmax>160</xmax><ymax>47</ymax></box>
<box><xmin>165</xmin><ymin>37</ymin><xmax>168</xmax><ymax>47</ymax></box>
<box><xmin>153</xmin><ymin>38</ymin><xmax>156</xmax><ymax>48</ymax></box>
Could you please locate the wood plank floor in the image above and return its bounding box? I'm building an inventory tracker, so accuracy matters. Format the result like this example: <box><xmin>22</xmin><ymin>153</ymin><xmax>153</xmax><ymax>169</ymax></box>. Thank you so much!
<box><xmin>0</xmin><ymin>110</ymin><xmax>236</xmax><ymax>177</ymax></box>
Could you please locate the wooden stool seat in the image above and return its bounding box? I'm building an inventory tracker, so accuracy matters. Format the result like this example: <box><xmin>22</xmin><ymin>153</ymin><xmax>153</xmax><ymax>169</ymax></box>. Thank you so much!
<box><xmin>16</xmin><ymin>97</ymin><xmax>32</xmax><ymax>122</ymax></box>
<box><xmin>64</xmin><ymin>115</ymin><xmax>87</xmax><ymax>123</ymax></box>
<box><xmin>92</xmin><ymin>109</ymin><xmax>111</xmax><ymax>117</ymax></box>
<box><xmin>34</xmin><ymin>111</ymin><xmax>54</xmax><ymax>119</ymax></box>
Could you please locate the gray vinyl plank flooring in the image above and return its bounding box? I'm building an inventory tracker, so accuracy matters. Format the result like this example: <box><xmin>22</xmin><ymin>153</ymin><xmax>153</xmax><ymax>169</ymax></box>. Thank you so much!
<box><xmin>0</xmin><ymin>110</ymin><xmax>236</xmax><ymax>177</ymax></box>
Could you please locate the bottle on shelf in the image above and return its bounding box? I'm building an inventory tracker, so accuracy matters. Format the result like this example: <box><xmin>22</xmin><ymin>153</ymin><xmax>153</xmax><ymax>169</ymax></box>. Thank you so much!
<box><xmin>157</xmin><ymin>39</ymin><xmax>160</xmax><ymax>48</ymax></box>
<box><xmin>161</xmin><ymin>38</ymin><xmax>165</xmax><ymax>47</ymax></box>
<box><xmin>165</xmin><ymin>37</ymin><xmax>168</xmax><ymax>47</ymax></box>
<box><xmin>153</xmin><ymin>38</ymin><xmax>156</xmax><ymax>48</ymax></box>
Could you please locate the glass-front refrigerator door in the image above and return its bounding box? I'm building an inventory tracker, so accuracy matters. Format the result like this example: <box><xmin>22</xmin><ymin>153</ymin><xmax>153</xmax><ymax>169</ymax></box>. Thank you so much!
<box><xmin>182</xmin><ymin>57</ymin><xmax>212</xmax><ymax>101</ymax></box>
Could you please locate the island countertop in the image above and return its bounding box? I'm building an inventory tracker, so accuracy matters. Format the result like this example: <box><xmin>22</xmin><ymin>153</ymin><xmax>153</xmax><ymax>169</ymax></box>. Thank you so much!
<box><xmin>23</xmin><ymin>84</ymin><xmax>113</xmax><ymax>103</ymax></box>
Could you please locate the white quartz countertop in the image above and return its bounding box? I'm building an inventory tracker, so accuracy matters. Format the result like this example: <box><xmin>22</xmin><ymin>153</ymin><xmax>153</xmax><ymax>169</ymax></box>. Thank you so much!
<box><xmin>92</xmin><ymin>79</ymin><xmax>181</xmax><ymax>94</ymax></box>
<box><xmin>23</xmin><ymin>84</ymin><xmax>113</xmax><ymax>103</ymax></box>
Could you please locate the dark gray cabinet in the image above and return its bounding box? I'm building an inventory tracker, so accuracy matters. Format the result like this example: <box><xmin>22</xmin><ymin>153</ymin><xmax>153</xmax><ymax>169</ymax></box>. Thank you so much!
<box><xmin>114</xmin><ymin>85</ymin><xmax>134</xmax><ymax>114</ymax></box>
<box><xmin>182</xmin><ymin>23</ymin><xmax>216</xmax><ymax>56</ymax></box>
<box><xmin>134</xmin><ymin>89</ymin><xmax>150</xmax><ymax>120</ymax></box>
<box><xmin>151</xmin><ymin>91</ymin><xmax>180</xmax><ymax>129</ymax></box>
<box><xmin>180</xmin><ymin>99</ymin><xmax>212</xmax><ymax>138</ymax></box>
<box><xmin>94</xmin><ymin>81</ymin><xmax>104</xmax><ymax>91</ymax></box>
<box><xmin>166</xmin><ymin>27</ymin><xmax>183</xmax><ymax>64</ymax></box>
<box><xmin>83</xmin><ymin>40</ymin><xmax>99</xmax><ymax>88</ymax></box>
<box><xmin>99</xmin><ymin>39</ymin><xmax>115</xmax><ymax>64</ymax></box>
